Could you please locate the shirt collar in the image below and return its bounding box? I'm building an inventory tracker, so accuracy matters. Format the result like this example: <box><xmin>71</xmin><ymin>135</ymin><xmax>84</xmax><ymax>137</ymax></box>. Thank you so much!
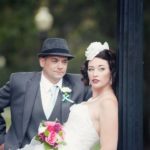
<box><xmin>40</xmin><ymin>72</ymin><xmax>63</xmax><ymax>91</ymax></box>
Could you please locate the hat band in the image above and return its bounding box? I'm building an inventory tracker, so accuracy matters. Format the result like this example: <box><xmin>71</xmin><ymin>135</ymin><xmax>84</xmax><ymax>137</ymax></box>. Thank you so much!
<box><xmin>42</xmin><ymin>48</ymin><xmax>70</xmax><ymax>54</ymax></box>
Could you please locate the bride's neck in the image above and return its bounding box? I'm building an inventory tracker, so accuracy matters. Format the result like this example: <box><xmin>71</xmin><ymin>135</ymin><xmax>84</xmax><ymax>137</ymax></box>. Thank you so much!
<box><xmin>92</xmin><ymin>86</ymin><xmax>113</xmax><ymax>98</ymax></box>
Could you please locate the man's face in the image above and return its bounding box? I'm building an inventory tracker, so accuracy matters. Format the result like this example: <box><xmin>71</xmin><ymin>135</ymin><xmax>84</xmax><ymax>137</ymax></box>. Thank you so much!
<box><xmin>39</xmin><ymin>56</ymin><xmax>69</xmax><ymax>84</ymax></box>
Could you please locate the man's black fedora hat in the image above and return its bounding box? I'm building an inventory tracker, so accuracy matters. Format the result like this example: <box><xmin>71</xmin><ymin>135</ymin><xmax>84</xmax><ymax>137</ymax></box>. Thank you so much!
<box><xmin>38</xmin><ymin>38</ymin><xmax>74</xmax><ymax>59</ymax></box>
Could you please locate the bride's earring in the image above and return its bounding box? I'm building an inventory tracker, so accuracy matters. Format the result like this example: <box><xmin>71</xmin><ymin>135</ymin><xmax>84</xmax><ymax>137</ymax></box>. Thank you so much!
<box><xmin>110</xmin><ymin>78</ymin><xmax>112</xmax><ymax>85</ymax></box>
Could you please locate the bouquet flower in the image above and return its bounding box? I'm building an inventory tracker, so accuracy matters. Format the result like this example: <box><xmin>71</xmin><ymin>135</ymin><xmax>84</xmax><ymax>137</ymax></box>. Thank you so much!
<box><xmin>35</xmin><ymin>120</ymin><xmax>65</xmax><ymax>150</ymax></box>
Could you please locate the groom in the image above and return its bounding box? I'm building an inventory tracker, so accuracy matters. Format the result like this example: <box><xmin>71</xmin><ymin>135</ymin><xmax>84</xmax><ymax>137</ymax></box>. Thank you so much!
<box><xmin>0</xmin><ymin>38</ymin><xmax>91</xmax><ymax>150</ymax></box>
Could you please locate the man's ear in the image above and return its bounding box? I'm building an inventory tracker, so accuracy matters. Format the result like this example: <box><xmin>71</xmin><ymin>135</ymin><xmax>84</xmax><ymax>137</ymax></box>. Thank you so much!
<box><xmin>39</xmin><ymin>57</ymin><xmax>45</xmax><ymax>68</ymax></box>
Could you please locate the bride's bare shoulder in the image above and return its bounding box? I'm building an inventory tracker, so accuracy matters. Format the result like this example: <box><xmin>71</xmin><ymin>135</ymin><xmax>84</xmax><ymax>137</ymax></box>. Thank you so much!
<box><xmin>98</xmin><ymin>94</ymin><xmax>118</xmax><ymax>110</ymax></box>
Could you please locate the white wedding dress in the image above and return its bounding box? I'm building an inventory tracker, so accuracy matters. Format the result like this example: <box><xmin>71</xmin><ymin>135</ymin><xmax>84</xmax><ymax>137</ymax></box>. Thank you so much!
<box><xmin>20</xmin><ymin>103</ymin><xmax>99</xmax><ymax>150</ymax></box>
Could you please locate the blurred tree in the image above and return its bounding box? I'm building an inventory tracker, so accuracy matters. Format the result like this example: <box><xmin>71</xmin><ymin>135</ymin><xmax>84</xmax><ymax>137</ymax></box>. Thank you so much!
<box><xmin>0</xmin><ymin>0</ymin><xmax>40</xmax><ymax>85</ymax></box>
<box><xmin>0</xmin><ymin>0</ymin><xmax>117</xmax><ymax>86</ymax></box>
<box><xmin>49</xmin><ymin>0</ymin><xmax>117</xmax><ymax>73</ymax></box>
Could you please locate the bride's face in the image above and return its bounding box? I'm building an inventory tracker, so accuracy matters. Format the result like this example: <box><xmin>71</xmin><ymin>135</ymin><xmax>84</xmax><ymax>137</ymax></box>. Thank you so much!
<box><xmin>87</xmin><ymin>57</ymin><xmax>112</xmax><ymax>89</ymax></box>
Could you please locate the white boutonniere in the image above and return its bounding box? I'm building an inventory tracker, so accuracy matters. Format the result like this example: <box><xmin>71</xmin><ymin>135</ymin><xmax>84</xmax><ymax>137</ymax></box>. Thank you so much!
<box><xmin>61</xmin><ymin>87</ymin><xmax>74</xmax><ymax>103</ymax></box>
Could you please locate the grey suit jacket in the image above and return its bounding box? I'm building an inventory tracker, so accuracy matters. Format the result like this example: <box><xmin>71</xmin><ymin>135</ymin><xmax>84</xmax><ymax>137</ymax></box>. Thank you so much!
<box><xmin>0</xmin><ymin>72</ymin><xmax>91</xmax><ymax>149</ymax></box>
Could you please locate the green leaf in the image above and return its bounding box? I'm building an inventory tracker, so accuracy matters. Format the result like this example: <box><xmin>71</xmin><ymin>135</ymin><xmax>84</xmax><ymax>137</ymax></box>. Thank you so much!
<box><xmin>44</xmin><ymin>130</ymin><xmax>50</xmax><ymax>137</ymax></box>
<box><xmin>44</xmin><ymin>143</ymin><xmax>51</xmax><ymax>150</ymax></box>
<box><xmin>35</xmin><ymin>135</ymin><xmax>40</xmax><ymax>141</ymax></box>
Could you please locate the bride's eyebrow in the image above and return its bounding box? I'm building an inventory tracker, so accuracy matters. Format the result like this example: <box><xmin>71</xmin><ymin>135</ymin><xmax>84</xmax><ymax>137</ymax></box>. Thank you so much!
<box><xmin>98</xmin><ymin>65</ymin><xmax>105</xmax><ymax>67</ymax></box>
<box><xmin>88</xmin><ymin>65</ymin><xmax>106</xmax><ymax>69</ymax></box>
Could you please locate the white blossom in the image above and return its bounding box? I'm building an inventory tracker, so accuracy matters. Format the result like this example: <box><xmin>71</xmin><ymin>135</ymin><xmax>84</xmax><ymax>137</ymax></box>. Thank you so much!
<box><xmin>38</xmin><ymin>123</ymin><xmax>47</xmax><ymax>134</ymax></box>
<box><xmin>61</xmin><ymin>87</ymin><xmax>72</xmax><ymax>93</ymax></box>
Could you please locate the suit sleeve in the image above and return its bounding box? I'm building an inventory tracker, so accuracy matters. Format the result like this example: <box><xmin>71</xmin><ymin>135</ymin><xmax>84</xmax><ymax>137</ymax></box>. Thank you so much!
<box><xmin>0</xmin><ymin>80</ymin><xmax>11</xmax><ymax>144</ymax></box>
<box><xmin>83</xmin><ymin>86</ymin><xmax>92</xmax><ymax>101</ymax></box>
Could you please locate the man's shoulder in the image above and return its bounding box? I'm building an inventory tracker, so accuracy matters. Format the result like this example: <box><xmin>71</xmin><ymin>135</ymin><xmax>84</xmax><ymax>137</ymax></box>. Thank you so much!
<box><xmin>10</xmin><ymin>72</ymin><xmax>40</xmax><ymax>80</ymax></box>
<box><xmin>64</xmin><ymin>73</ymin><xmax>82</xmax><ymax>81</ymax></box>
<box><xmin>63</xmin><ymin>73</ymin><xmax>84</xmax><ymax>86</ymax></box>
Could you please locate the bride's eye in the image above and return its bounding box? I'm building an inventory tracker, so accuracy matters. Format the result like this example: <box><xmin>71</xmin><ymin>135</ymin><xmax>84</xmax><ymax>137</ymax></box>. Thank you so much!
<box><xmin>98</xmin><ymin>67</ymin><xmax>105</xmax><ymax>71</ymax></box>
<box><xmin>88</xmin><ymin>68</ymin><xmax>94</xmax><ymax>72</ymax></box>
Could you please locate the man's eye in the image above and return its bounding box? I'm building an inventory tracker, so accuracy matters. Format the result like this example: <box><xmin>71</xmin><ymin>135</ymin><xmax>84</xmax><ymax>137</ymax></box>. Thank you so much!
<box><xmin>51</xmin><ymin>59</ymin><xmax>58</xmax><ymax>62</ymax></box>
<box><xmin>63</xmin><ymin>60</ymin><xmax>68</xmax><ymax>64</ymax></box>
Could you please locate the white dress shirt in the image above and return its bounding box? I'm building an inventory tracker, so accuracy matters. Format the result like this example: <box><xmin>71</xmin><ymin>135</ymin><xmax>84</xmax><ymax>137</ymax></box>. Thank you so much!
<box><xmin>40</xmin><ymin>72</ymin><xmax>62</xmax><ymax>119</ymax></box>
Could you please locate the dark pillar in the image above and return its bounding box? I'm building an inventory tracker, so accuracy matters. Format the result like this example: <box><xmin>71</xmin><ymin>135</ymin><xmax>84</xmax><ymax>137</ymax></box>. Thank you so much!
<box><xmin>117</xmin><ymin>0</ymin><xmax>143</xmax><ymax>150</ymax></box>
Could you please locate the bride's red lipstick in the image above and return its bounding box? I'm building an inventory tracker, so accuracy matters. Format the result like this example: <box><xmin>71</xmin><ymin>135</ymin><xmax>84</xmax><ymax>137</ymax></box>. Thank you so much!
<box><xmin>92</xmin><ymin>79</ymin><xmax>99</xmax><ymax>84</ymax></box>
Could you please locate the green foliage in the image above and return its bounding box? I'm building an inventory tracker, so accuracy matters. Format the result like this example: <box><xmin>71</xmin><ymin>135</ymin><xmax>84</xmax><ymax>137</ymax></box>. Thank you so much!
<box><xmin>92</xmin><ymin>143</ymin><xmax>100</xmax><ymax>150</ymax></box>
<box><xmin>49</xmin><ymin>0</ymin><xmax>117</xmax><ymax>73</ymax></box>
<box><xmin>0</xmin><ymin>0</ymin><xmax>117</xmax><ymax>84</ymax></box>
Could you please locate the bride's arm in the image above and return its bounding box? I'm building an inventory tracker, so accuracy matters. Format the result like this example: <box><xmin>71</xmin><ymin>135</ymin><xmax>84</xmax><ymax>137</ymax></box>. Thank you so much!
<box><xmin>18</xmin><ymin>138</ymin><xmax>44</xmax><ymax>150</ymax></box>
<box><xmin>99</xmin><ymin>98</ymin><xmax>118</xmax><ymax>150</ymax></box>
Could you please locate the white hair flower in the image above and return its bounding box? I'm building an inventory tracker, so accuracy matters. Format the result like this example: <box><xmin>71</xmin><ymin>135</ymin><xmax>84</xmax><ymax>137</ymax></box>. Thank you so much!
<box><xmin>85</xmin><ymin>41</ymin><xmax>109</xmax><ymax>60</ymax></box>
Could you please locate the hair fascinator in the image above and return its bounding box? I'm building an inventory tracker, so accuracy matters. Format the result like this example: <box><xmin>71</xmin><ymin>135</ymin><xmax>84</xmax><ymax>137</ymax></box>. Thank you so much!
<box><xmin>85</xmin><ymin>41</ymin><xmax>109</xmax><ymax>60</ymax></box>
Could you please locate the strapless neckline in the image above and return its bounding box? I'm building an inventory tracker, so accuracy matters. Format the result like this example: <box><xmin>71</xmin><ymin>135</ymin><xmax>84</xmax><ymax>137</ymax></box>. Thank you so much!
<box><xmin>61</xmin><ymin>103</ymin><xmax>100</xmax><ymax>150</ymax></box>
<box><xmin>70</xmin><ymin>103</ymin><xmax>99</xmax><ymax>138</ymax></box>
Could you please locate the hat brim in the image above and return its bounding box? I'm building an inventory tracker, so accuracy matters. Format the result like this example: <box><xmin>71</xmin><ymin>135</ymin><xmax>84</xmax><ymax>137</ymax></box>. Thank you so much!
<box><xmin>38</xmin><ymin>53</ymin><xmax>74</xmax><ymax>60</ymax></box>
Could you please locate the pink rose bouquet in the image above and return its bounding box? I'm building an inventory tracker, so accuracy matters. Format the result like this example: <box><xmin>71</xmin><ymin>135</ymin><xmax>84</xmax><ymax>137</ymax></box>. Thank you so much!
<box><xmin>35</xmin><ymin>120</ymin><xmax>65</xmax><ymax>150</ymax></box>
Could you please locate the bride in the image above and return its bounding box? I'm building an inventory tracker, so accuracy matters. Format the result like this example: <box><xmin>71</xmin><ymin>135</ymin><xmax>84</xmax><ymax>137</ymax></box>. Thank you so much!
<box><xmin>19</xmin><ymin>41</ymin><xmax>118</xmax><ymax>150</ymax></box>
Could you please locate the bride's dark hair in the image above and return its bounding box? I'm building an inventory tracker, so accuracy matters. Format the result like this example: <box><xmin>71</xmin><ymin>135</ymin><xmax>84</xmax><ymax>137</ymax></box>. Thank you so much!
<box><xmin>81</xmin><ymin>49</ymin><xmax>116</xmax><ymax>90</ymax></box>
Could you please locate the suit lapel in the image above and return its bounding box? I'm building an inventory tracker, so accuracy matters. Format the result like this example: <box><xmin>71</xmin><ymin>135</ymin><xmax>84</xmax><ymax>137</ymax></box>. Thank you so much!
<box><xmin>22</xmin><ymin>72</ymin><xmax>41</xmax><ymax>137</ymax></box>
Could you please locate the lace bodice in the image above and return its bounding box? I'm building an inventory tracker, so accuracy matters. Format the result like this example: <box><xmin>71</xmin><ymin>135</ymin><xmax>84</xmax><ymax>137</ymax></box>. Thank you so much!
<box><xmin>61</xmin><ymin>103</ymin><xmax>99</xmax><ymax>150</ymax></box>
